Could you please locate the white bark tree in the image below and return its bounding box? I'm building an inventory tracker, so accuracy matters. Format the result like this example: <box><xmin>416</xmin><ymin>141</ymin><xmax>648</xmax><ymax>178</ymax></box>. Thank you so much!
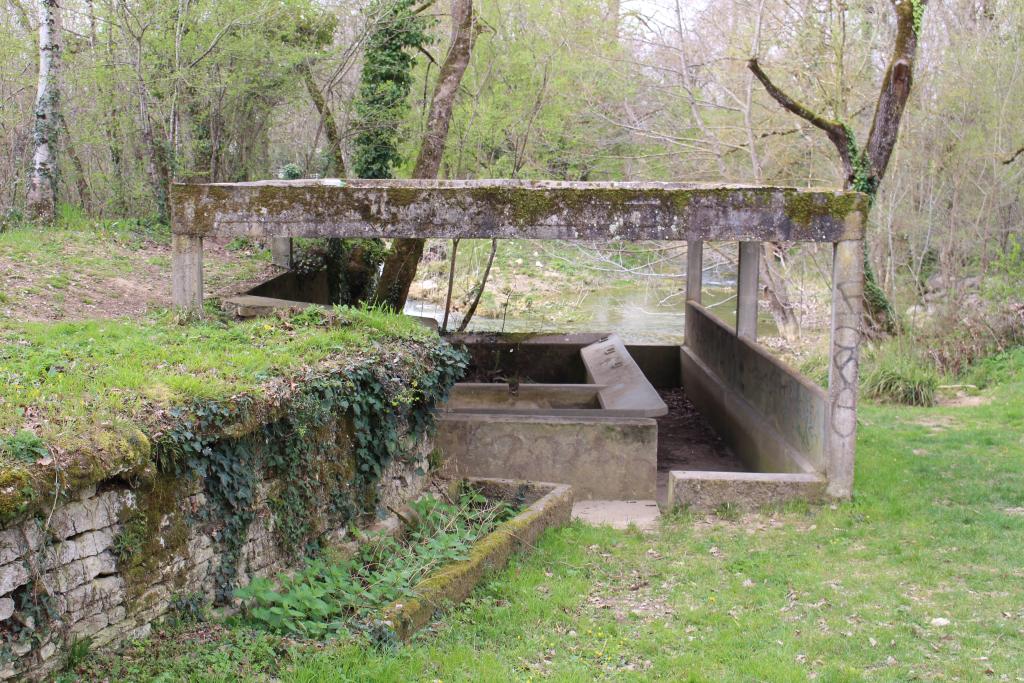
<box><xmin>27</xmin><ymin>0</ymin><xmax>61</xmax><ymax>222</ymax></box>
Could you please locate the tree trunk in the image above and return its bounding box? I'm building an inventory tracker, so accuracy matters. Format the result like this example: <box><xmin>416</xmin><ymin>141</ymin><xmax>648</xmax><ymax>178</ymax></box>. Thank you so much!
<box><xmin>759</xmin><ymin>243</ymin><xmax>800</xmax><ymax>339</ymax></box>
<box><xmin>59</xmin><ymin>113</ymin><xmax>90</xmax><ymax>210</ymax></box>
<box><xmin>301</xmin><ymin>60</ymin><xmax>346</xmax><ymax>177</ymax></box>
<box><xmin>27</xmin><ymin>0</ymin><xmax>61</xmax><ymax>223</ymax></box>
<box><xmin>747</xmin><ymin>0</ymin><xmax>927</xmax><ymax>334</ymax></box>
<box><xmin>373</xmin><ymin>0</ymin><xmax>479</xmax><ymax>310</ymax></box>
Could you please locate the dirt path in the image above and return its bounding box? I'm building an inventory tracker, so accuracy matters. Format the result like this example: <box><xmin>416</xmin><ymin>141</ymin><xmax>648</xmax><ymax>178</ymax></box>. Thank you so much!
<box><xmin>656</xmin><ymin>388</ymin><xmax>746</xmax><ymax>504</ymax></box>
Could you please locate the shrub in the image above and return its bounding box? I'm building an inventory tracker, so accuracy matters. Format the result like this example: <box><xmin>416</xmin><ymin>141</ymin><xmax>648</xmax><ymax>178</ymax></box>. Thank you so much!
<box><xmin>862</xmin><ymin>346</ymin><xmax>939</xmax><ymax>406</ymax></box>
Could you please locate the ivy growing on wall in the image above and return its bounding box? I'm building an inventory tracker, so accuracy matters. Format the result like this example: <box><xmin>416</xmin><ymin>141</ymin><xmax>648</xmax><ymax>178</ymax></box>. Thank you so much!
<box><xmin>157</xmin><ymin>314</ymin><xmax>468</xmax><ymax>602</ymax></box>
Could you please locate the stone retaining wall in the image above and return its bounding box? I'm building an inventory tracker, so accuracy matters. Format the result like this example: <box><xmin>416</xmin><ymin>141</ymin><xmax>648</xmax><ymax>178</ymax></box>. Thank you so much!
<box><xmin>0</xmin><ymin>438</ymin><xmax>432</xmax><ymax>680</ymax></box>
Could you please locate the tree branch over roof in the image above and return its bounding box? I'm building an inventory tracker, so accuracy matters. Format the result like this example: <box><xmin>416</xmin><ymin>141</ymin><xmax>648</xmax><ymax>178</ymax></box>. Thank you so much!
<box><xmin>747</xmin><ymin>57</ymin><xmax>853</xmax><ymax>179</ymax></box>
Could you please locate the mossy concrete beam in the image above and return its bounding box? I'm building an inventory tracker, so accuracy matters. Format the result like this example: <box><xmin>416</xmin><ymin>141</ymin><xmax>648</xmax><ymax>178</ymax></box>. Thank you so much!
<box><xmin>170</xmin><ymin>179</ymin><xmax>867</xmax><ymax>243</ymax></box>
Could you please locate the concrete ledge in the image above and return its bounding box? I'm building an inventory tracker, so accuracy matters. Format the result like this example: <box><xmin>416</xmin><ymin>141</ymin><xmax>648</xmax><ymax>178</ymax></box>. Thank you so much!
<box><xmin>383</xmin><ymin>478</ymin><xmax>573</xmax><ymax>640</ymax></box>
<box><xmin>683</xmin><ymin>303</ymin><xmax>827</xmax><ymax>472</ymax></box>
<box><xmin>222</xmin><ymin>295</ymin><xmax>316</xmax><ymax>318</ymax></box>
<box><xmin>438</xmin><ymin>413</ymin><xmax>657</xmax><ymax>500</ymax></box>
<box><xmin>668</xmin><ymin>470</ymin><xmax>826</xmax><ymax>511</ymax></box>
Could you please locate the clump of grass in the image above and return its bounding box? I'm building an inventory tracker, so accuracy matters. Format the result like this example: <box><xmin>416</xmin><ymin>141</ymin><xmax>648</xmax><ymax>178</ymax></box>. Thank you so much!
<box><xmin>862</xmin><ymin>345</ymin><xmax>939</xmax><ymax>406</ymax></box>
<box><xmin>797</xmin><ymin>353</ymin><xmax>830</xmax><ymax>387</ymax></box>
<box><xmin>0</xmin><ymin>429</ymin><xmax>49</xmax><ymax>464</ymax></box>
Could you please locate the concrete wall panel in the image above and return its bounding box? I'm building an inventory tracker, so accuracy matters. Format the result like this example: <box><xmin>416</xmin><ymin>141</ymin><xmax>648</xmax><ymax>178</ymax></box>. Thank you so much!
<box><xmin>437</xmin><ymin>413</ymin><xmax>657</xmax><ymax>500</ymax></box>
<box><xmin>683</xmin><ymin>303</ymin><xmax>827</xmax><ymax>473</ymax></box>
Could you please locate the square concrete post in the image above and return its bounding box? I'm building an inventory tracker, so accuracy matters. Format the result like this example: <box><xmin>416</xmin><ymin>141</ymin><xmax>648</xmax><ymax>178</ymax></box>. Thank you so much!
<box><xmin>826</xmin><ymin>239</ymin><xmax>864</xmax><ymax>499</ymax></box>
<box><xmin>686</xmin><ymin>240</ymin><xmax>703</xmax><ymax>303</ymax></box>
<box><xmin>736</xmin><ymin>241</ymin><xmax>761</xmax><ymax>340</ymax></box>
<box><xmin>271</xmin><ymin>237</ymin><xmax>293</xmax><ymax>269</ymax></box>
<box><xmin>172</xmin><ymin>234</ymin><xmax>204</xmax><ymax>311</ymax></box>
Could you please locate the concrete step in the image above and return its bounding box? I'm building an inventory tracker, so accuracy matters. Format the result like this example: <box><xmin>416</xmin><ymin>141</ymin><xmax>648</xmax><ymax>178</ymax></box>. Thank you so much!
<box><xmin>572</xmin><ymin>499</ymin><xmax>661</xmax><ymax>531</ymax></box>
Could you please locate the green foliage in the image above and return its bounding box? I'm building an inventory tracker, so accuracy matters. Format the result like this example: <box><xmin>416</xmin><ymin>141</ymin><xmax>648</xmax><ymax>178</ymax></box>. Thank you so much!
<box><xmin>351</xmin><ymin>0</ymin><xmax>433</xmax><ymax>179</ymax></box>
<box><xmin>862</xmin><ymin>345</ymin><xmax>940</xmax><ymax>406</ymax></box>
<box><xmin>985</xmin><ymin>234</ymin><xmax>1024</xmax><ymax>303</ymax></box>
<box><xmin>797</xmin><ymin>353</ymin><xmax>830</xmax><ymax>388</ymax></box>
<box><xmin>911</xmin><ymin>0</ymin><xmax>926</xmax><ymax>35</ymax></box>
<box><xmin>843</xmin><ymin>123</ymin><xmax>876</xmax><ymax>197</ymax></box>
<box><xmin>63</xmin><ymin>637</ymin><xmax>93</xmax><ymax>673</ymax></box>
<box><xmin>234</xmin><ymin>492</ymin><xmax>517</xmax><ymax>638</ymax></box>
<box><xmin>0</xmin><ymin>430</ymin><xmax>48</xmax><ymax>465</ymax></box>
<box><xmin>112</xmin><ymin>510</ymin><xmax>149</xmax><ymax>563</ymax></box>
<box><xmin>280</xmin><ymin>163</ymin><xmax>303</xmax><ymax>180</ymax></box>
<box><xmin>966</xmin><ymin>346</ymin><xmax>1024</xmax><ymax>389</ymax></box>
<box><xmin>167</xmin><ymin>593</ymin><xmax>207</xmax><ymax>626</ymax></box>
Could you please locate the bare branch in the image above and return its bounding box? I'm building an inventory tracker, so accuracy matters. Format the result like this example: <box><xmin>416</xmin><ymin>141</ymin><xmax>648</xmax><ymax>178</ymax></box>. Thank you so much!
<box><xmin>747</xmin><ymin>57</ymin><xmax>853</xmax><ymax>177</ymax></box>
<box><xmin>1003</xmin><ymin>146</ymin><xmax>1024</xmax><ymax>165</ymax></box>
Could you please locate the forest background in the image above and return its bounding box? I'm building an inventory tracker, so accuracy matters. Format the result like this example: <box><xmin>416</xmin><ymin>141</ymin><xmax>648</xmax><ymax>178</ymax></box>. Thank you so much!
<box><xmin>1</xmin><ymin>0</ymin><xmax>1021</xmax><ymax>393</ymax></box>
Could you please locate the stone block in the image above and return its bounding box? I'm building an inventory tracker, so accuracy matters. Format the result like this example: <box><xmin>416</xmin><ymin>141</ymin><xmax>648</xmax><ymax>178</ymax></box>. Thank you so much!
<box><xmin>0</xmin><ymin>561</ymin><xmax>29</xmax><ymax>595</ymax></box>
<box><xmin>45</xmin><ymin>551</ymin><xmax>117</xmax><ymax>593</ymax></box>
<box><xmin>667</xmin><ymin>470</ymin><xmax>827</xmax><ymax>511</ymax></box>
<box><xmin>0</xmin><ymin>530</ymin><xmax>24</xmax><ymax>566</ymax></box>
<box><xmin>65</xmin><ymin>575</ymin><xmax>125</xmax><ymax>617</ymax></box>
<box><xmin>0</xmin><ymin>597</ymin><xmax>13</xmax><ymax>621</ymax></box>
<box><xmin>74</xmin><ymin>527</ymin><xmax>116</xmax><ymax>558</ymax></box>
<box><xmin>70</xmin><ymin>613</ymin><xmax>107</xmax><ymax>638</ymax></box>
<box><xmin>39</xmin><ymin>642</ymin><xmax>57</xmax><ymax>661</ymax></box>
<box><xmin>49</xmin><ymin>491</ymin><xmax>124</xmax><ymax>539</ymax></box>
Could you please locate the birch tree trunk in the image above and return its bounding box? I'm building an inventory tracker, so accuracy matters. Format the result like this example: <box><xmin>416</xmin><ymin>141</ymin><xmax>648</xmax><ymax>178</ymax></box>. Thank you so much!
<box><xmin>27</xmin><ymin>0</ymin><xmax>61</xmax><ymax>223</ymax></box>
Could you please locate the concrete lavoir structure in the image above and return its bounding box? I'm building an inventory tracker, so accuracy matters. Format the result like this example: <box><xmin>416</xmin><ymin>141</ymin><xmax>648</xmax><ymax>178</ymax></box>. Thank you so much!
<box><xmin>170</xmin><ymin>178</ymin><xmax>868</xmax><ymax>503</ymax></box>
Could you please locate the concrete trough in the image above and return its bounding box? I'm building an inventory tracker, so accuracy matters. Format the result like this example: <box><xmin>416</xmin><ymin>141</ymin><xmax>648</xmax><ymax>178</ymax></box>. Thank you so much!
<box><xmin>438</xmin><ymin>334</ymin><xmax>661</xmax><ymax>500</ymax></box>
<box><xmin>443</xmin><ymin>323</ymin><xmax>834</xmax><ymax>512</ymax></box>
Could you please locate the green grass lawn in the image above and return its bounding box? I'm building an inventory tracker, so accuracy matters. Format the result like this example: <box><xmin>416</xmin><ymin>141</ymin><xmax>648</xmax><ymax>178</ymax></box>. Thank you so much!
<box><xmin>79</xmin><ymin>349</ymin><xmax>1024</xmax><ymax>682</ymax></box>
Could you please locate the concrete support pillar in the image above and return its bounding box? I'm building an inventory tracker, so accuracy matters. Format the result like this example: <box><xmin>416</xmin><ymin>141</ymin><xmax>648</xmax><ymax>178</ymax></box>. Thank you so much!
<box><xmin>271</xmin><ymin>237</ymin><xmax>293</xmax><ymax>269</ymax></box>
<box><xmin>172</xmin><ymin>234</ymin><xmax>204</xmax><ymax>311</ymax></box>
<box><xmin>826</xmin><ymin>239</ymin><xmax>864</xmax><ymax>499</ymax></box>
<box><xmin>686</xmin><ymin>240</ymin><xmax>703</xmax><ymax>303</ymax></box>
<box><xmin>736</xmin><ymin>241</ymin><xmax>760</xmax><ymax>340</ymax></box>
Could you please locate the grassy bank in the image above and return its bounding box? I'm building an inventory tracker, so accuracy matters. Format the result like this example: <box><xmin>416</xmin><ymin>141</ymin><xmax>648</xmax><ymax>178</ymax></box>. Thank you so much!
<box><xmin>0</xmin><ymin>306</ymin><xmax>440</xmax><ymax>523</ymax></box>
<box><xmin>77</xmin><ymin>348</ymin><xmax>1024</xmax><ymax>681</ymax></box>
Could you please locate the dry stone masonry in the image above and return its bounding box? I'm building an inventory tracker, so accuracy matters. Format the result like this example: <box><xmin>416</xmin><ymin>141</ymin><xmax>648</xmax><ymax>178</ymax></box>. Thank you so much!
<box><xmin>0</xmin><ymin>438</ymin><xmax>433</xmax><ymax>680</ymax></box>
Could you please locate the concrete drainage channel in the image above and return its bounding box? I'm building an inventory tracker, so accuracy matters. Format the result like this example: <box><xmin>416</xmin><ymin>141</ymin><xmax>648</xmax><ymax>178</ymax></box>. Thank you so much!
<box><xmin>227</xmin><ymin>278</ymin><xmax>833</xmax><ymax>527</ymax></box>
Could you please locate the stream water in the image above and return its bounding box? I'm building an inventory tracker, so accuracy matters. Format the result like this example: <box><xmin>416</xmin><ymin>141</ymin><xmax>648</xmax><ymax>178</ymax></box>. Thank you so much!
<box><xmin>405</xmin><ymin>277</ymin><xmax>778</xmax><ymax>344</ymax></box>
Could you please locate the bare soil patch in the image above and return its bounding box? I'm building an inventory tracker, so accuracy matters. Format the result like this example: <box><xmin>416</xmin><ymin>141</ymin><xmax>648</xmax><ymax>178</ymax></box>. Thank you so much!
<box><xmin>656</xmin><ymin>388</ymin><xmax>746</xmax><ymax>503</ymax></box>
<box><xmin>0</xmin><ymin>233</ymin><xmax>277</xmax><ymax>322</ymax></box>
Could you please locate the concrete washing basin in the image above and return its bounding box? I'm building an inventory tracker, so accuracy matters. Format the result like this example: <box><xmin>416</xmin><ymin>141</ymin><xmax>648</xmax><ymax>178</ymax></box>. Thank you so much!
<box><xmin>438</xmin><ymin>334</ymin><xmax>661</xmax><ymax>500</ymax></box>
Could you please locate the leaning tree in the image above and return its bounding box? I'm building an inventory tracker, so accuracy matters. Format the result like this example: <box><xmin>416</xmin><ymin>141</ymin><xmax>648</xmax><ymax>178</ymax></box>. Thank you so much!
<box><xmin>749</xmin><ymin>0</ymin><xmax>929</xmax><ymax>333</ymax></box>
